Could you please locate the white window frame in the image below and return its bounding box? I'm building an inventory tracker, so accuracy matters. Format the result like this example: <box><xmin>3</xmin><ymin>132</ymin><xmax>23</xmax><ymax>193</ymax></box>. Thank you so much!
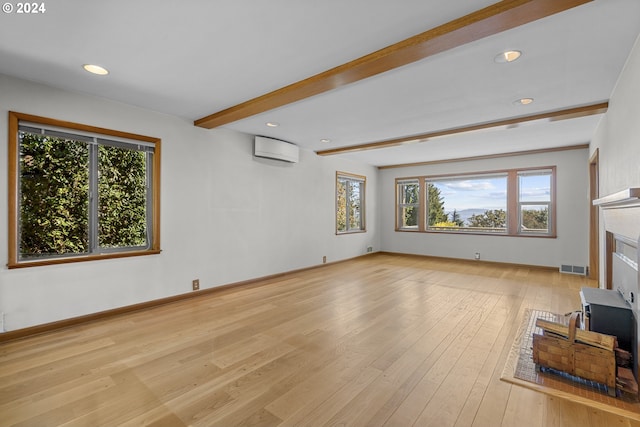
<box><xmin>397</xmin><ymin>179</ymin><xmax>420</xmax><ymax>231</ymax></box>
<box><xmin>517</xmin><ymin>169</ymin><xmax>554</xmax><ymax>235</ymax></box>
<box><xmin>426</xmin><ymin>173</ymin><xmax>508</xmax><ymax>234</ymax></box>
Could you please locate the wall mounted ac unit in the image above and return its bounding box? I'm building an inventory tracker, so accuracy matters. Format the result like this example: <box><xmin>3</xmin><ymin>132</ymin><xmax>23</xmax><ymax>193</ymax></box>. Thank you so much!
<box><xmin>254</xmin><ymin>136</ymin><xmax>299</xmax><ymax>163</ymax></box>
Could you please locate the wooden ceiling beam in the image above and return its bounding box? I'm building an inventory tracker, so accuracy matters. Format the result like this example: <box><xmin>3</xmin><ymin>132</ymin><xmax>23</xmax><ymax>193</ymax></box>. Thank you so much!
<box><xmin>377</xmin><ymin>144</ymin><xmax>590</xmax><ymax>170</ymax></box>
<box><xmin>316</xmin><ymin>102</ymin><xmax>608</xmax><ymax>156</ymax></box>
<box><xmin>194</xmin><ymin>0</ymin><xmax>592</xmax><ymax>129</ymax></box>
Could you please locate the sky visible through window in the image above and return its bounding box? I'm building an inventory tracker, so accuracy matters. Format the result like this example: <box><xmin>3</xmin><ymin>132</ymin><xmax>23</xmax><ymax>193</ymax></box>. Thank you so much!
<box><xmin>433</xmin><ymin>175</ymin><xmax>507</xmax><ymax>212</ymax></box>
<box><xmin>432</xmin><ymin>173</ymin><xmax>550</xmax><ymax>213</ymax></box>
<box><xmin>519</xmin><ymin>173</ymin><xmax>552</xmax><ymax>203</ymax></box>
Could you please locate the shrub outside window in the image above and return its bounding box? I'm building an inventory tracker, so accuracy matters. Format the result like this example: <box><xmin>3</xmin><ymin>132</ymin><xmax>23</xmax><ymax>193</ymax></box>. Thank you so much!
<box><xmin>8</xmin><ymin>112</ymin><xmax>161</xmax><ymax>268</ymax></box>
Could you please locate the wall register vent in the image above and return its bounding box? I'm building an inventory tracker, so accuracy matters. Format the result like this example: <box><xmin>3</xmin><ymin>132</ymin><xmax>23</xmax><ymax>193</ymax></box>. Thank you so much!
<box><xmin>560</xmin><ymin>264</ymin><xmax>587</xmax><ymax>275</ymax></box>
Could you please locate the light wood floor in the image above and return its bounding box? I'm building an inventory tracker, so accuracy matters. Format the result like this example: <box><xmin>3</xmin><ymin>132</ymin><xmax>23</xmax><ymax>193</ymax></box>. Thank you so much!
<box><xmin>1</xmin><ymin>253</ymin><xmax>639</xmax><ymax>427</ymax></box>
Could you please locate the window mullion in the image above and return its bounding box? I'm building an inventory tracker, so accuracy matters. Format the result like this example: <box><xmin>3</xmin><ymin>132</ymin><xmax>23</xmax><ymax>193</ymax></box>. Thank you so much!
<box><xmin>345</xmin><ymin>181</ymin><xmax>352</xmax><ymax>231</ymax></box>
<box><xmin>359</xmin><ymin>181</ymin><xmax>365</xmax><ymax>231</ymax></box>
<box><xmin>89</xmin><ymin>142</ymin><xmax>99</xmax><ymax>254</ymax></box>
<box><xmin>419</xmin><ymin>178</ymin><xmax>426</xmax><ymax>232</ymax></box>
<box><xmin>145</xmin><ymin>152</ymin><xmax>153</xmax><ymax>248</ymax></box>
<box><xmin>507</xmin><ymin>170</ymin><xmax>518</xmax><ymax>235</ymax></box>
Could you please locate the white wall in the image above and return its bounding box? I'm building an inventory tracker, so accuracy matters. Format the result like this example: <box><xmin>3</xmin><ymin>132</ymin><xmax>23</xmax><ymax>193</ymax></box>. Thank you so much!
<box><xmin>591</xmin><ymin>33</ymin><xmax>640</xmax><ymax>285</ymax></box>
<box><xmin>591</xmin><ymin>34</ymin><xmax>640</xmax><ymax>198</ymax></box>
<box><xmin>0</xmin><ymin>74</ymin><xmax>379</xmax><ymax>331</ymax></box>
<box><xmin>379</xmin><ymin>149</ymin><xmax>590</xmax><ymax>268</ymax></box>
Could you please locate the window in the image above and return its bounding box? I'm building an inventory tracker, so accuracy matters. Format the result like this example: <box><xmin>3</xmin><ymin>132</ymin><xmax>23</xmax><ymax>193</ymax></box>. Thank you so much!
<box><xmin>336</xmin><ymin>172</ymin><xmax>366</xmax><ymax>234</ymax></box>
<box><xmin>518</xmin><ymin>169</ymin><xmax>552</xmax><ymax>234</ymax></box>
<box><xmin>395</xmin><ymin>167</ymin><xmax>555</xmax><ymax>237</ymax></box>
<box><xmin>8</xmin><ymin>112</ymin><xmax>161</xmax><ymax>268</ymax></box>
<box><xmin>427</xmin><ymin>174</ymin><xmax>508</xmax><ymax>233</ymax></box>
<box><xmin>397</xmin><ymin>179</ymin><xmax>420</xmax><ymax>230</ymax></box>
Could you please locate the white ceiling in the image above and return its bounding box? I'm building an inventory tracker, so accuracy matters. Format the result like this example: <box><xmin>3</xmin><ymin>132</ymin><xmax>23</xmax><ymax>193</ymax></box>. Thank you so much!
<box><xmin>1</xmin><ymin>0</ymin><xmax>639</xmax><ymax>166</ymax></box>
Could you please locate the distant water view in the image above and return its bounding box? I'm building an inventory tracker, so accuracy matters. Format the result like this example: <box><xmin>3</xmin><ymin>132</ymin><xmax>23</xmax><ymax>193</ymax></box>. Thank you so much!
<box><xmin>445</xmin><ymin>208</ymin><xmax>494</xmax><ymax>225</ymax></box>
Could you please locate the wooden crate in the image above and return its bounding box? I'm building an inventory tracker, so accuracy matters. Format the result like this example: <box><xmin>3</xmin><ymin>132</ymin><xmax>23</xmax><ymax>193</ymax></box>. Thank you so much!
<box><xmin>532</xmin><ymin>312</ymin><xmax>617</xmax><ymax>397</ymax></box>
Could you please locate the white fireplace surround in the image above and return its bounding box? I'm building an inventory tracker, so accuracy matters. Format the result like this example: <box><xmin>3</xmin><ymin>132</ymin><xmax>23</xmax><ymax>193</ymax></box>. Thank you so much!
<box><xmin>594</xmin><ymin>188</ymin><xmax>640</xmax><ymax>377</ymax></box>
<box><xmin>594</xmin><ymin>188</ymin><xmax>640</xmax><ymax>304</ymax></box>
<box><xmin>595</xmin><ymin>188</ymin><xmax>640</xmax><ymax>243</ymax></box>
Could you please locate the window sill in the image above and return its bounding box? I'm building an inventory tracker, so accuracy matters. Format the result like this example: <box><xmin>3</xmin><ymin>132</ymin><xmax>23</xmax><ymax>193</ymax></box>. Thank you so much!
<box><xmin>7</xmin><ymin>249</ymin><xmax>161</xmax><ymax>269</ymax></box>
<box><xmin>336</xmin><ymin>230</ymin><xmax>367</xmax><ymax>235</ymax></box>
<box><xmin>394</xmin><ymin>229</ymin><xmax>556</xmax><ymax>238</ymax></box>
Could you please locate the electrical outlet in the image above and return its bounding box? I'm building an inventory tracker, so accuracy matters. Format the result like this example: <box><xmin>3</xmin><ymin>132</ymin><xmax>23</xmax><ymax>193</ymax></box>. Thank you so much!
<box><xmin>367</xmin><ymin>246</ymin><xmax>373</xmax><ymax>253</ymax></box>
<box><xmin>323</xmin><ymin>256</ymin><xmax>327</xmax><ymax>264</ymax></box>
<box><xmin>0</xmin><ymin>312</ymin><xmax>4</xmax><ymax>332</ymax></box>
<box><xmin>474</xmin><ymin>252</ymin><xmax>481</xmax><ymax>260</ymax></box>
<box><xmin>192</xmin><ymin>279</ymin><xmax>200</xmax><ymax>291</ymax></box>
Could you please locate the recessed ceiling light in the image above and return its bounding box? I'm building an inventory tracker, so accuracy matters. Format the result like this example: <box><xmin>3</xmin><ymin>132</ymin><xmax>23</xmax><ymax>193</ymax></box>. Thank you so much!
<box><xmin>495</xmin><ymin>50</ymin><xmax>522</xmax><ymax>63</ymax></box>
<box><xmin>514</xmin><ymin>97</ymin><xmax>534</xmax><ymax>105</ymax></box>
<box><xmin>265</xmin><ymin>122</ymin><xmax>279</xmax><ymax>127</ymax></box>
<box><xmin>320</xmin><ymin>138</ymin><xmax>331</xmax><ymax>143</ymax></box>
<box><xmin>82</xmin><ymin>64</ymin><xmax>109</xmax><ymax>75</ymax></box>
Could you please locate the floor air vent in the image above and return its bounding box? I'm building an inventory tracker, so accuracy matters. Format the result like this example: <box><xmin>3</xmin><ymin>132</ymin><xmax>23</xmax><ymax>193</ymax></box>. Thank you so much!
<box><xmin>560</xmin><ymin>264</ymin><xmax>587</xmax><ymax>275</ymax></box>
